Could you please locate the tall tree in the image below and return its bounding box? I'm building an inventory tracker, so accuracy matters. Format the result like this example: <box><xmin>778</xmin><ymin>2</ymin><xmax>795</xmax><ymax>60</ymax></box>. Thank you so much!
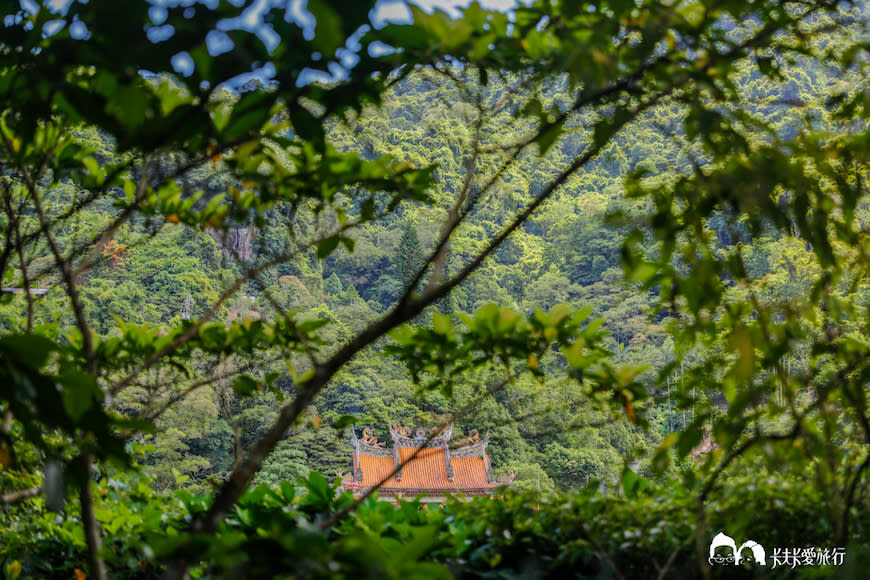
<box><xmin>395</xmin><ymin>220</ymin><xmax>423</xmax><ymax>294</ymax></box>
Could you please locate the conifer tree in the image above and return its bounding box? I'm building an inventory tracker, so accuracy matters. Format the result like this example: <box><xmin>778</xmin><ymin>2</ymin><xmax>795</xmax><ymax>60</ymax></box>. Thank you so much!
<box><xmin>395</xmin><ymin>221</ymin><xmax>423</xmax><ymax>294</ymax></box>
<box><xmin>437</xmin><ymin>244</ymin><xmax>456</xmax><ymax>316</ymax></box>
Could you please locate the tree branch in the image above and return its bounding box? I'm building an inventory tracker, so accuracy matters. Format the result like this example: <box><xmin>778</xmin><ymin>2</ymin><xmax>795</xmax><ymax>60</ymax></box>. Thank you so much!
<box><xmin>0</xmin><ymin>486</ymin><xmax>41</xmax><ymax>505</ymax></box>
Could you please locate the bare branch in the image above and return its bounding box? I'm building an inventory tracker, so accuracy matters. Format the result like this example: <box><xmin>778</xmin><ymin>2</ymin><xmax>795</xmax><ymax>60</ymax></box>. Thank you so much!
<box><xmin>0</xmin><ymin>486</ymin><xmax>41</xmax><ymax>505</ymax></box>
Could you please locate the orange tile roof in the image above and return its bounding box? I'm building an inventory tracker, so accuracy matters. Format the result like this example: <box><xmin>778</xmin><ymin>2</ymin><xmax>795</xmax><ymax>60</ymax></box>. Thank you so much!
<box><xmin>452</xmin><ymin>456</ymin><xmax>492</xmax><ymax>488</ymax></box>
<box><xmin>358</xmin><ymin>455</ymin><xmax>394</xmax><ymax>487</ymax></box>
<box><xmin>357</xmin><ymin>446</ymin><xmax>497</xmax><ymax>491</ymax></box>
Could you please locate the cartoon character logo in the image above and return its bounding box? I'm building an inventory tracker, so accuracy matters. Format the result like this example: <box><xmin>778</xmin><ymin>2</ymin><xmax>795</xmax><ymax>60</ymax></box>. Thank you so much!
<box><xmin>709</xmin><ymin>532</ymin><xmax>766</xmax><ymax>566</ymax></box>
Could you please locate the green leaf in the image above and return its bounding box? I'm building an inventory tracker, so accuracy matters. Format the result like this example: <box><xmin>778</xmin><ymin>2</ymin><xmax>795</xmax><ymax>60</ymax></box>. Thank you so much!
<box><xmin>292</xmin><ymin>106</ymin><xmax>325</xmax><ymax>150</ymax></box>
<box><xmin>621</xmin><ymin>467</ymin><xmax>639</xmax><ymax>498</ymax></box>
<box><xmin>433</xmin><ymin>312</ymin><xmax>452</xmax><ymax>335</ymax></box>
<box><xmin>360</xmin><ymin>197</ymin><xmax>375</xmax><ymax>221</ymax></box>
<box><xmin>279</xmin><ymin>480</ymin><xmax>297</xmax><ymax>503</ymax></box>
<box><xmin>222</xmin><ymin>91</ymin><xmax>275</xmax><ymax>141</ymax></box>
<box><xmin>722</xmin><ymin>376</ymin><xmax>737</xmax><ymax>406</ymax></box>
<box><xmin>232</xmin><ymin>375</ymin><xmax>259</xmax><ymax>396</ymax></box>
<box><xmin>676</xmin><ymin>424</ymin><xmax>703</xmax><ymax>459</ymax></box>
<box><xmin>0</xmin><ymin>335</ymin><xmax>57</xmax><ymax>369</ymax></box>
<box><xmin>537</xmin><ymin>120</ymin><xmax>563</xmax><ymax>156</ymax></box>
<box><xmin>172</xmin><ymin>468</ymin><xmax>190</xmax><ymax>486</ymax></box>
<box><xmin>308</xmin><ymin>0</ymin><xmax>344</xmax><ymax>55</ymax></box>
<box><xmin>299</xmin><ymin>471</ymin><xmax>333</xmax><ymax>510</ymax></box>
<box><xmin>561</xmin><ymin>339</ymin><xmax>586</xmax><ymax>369</ymax></box>
<box><xmin>317</xmin><ymin>236</ymin><xmax>340</xmax><ymax>259</ymax></box>
<box><xmin>593</xmin><ymin>107</ymin><xmax>632</xmax><ymax>149</ymax></box>
<box><xmin>339</xmin><ymin>236</ymin><xmax>355</xmax><ymax>253</ymax></box>
<box><xmin>651</xmin><ymin>447</ymin><xmax>671</xmax><ymax>477</ymax></box>
<box><xmin>154</xmin><ymin>77</ymin><xmax>193</xmax><ymax>116</ymax></box>
<box><xmin>107</xmin><ymin>85</ymin><xmax>152</xmax><ymax>132</ymax></box>
<box><xmin>335</xmin><ymin>414</ymin><xmax>359</xmax><ymax>429</ymax></box>
<box><xmin>58</xmin><ymin>369</ymin><xmax>100</xmax><ymax>422</ymax></box>
<box><xmin>627</xmin><ymin>261</ymin><xmax>659</xmax><ymax>284</ymax></box>
<box><xmin>729</xmin><ymin>326</ymin><xmax>754</xmax><ymax>386</ymax></box>
<box><xmin>5</xmin><ymin>560</ymin><xmax>22</xmax><ymax>580</ymax></box>
<box><xmin>297</xmin><ymin>318</ymin><xmax>330</xmax><ymax>333</ymax></box>
<box><xmin>114</xmin><ymin>416</ymin><xmax>156</xmax><ymax>433</ymax></box>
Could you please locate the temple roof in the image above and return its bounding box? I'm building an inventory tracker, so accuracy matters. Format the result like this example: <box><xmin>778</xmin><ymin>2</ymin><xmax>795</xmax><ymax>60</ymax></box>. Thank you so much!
<box><xmin>347</xmin><ymin>424</ymin><xmax>511</xmax><ymax>494</ymax></box>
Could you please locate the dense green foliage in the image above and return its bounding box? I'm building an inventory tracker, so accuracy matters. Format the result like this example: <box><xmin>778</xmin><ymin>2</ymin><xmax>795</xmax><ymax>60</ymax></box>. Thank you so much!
<box><xmin>4</xmin><ymin>466</ymin><xmax>869</xmax><ymax>578</ymax></box>
<box><xmin>1</xmin><ymin>0</ymin><xmax>869</xmax><ymax>578</ymax></box>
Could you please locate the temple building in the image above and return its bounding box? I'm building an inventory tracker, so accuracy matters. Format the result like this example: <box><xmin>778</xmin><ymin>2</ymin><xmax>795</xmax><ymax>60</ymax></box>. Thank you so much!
<box><xmin>341</xmin><ymin>423</ymin><xmax>513</xmax><ymax>502</ymax></box>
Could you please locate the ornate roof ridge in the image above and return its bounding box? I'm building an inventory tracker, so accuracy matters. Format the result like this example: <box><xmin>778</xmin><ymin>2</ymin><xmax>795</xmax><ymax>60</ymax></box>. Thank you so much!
<box><xmin>354</xmin><ymin>423</ymin><xmax>490</xmax><ymax>452</ymax></box>
<box><xmin>449</xmin><ymin>441</ymin><xmax>488</xmax><ymax>457</ymax></box>
<box><xmin>389</xmin><ymin>421</ymin><xmax>453</xmax><ymax>447</ymax></box>
<box><xmin>357</xmin><ymin>443</ymin><xmax>393</xmax><ymax>457</ymax></box>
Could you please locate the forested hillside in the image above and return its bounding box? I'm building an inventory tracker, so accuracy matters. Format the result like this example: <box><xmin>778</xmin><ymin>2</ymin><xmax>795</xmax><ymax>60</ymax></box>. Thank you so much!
<box><xmin>1</xmin><ymin>0</ymin><xmax>869</xmax><ymax>578</ymax></box>
<box><xmin>12</xmin><ymin>52</ymin><xmax>852</xmax><ymax>494</ymax></box>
